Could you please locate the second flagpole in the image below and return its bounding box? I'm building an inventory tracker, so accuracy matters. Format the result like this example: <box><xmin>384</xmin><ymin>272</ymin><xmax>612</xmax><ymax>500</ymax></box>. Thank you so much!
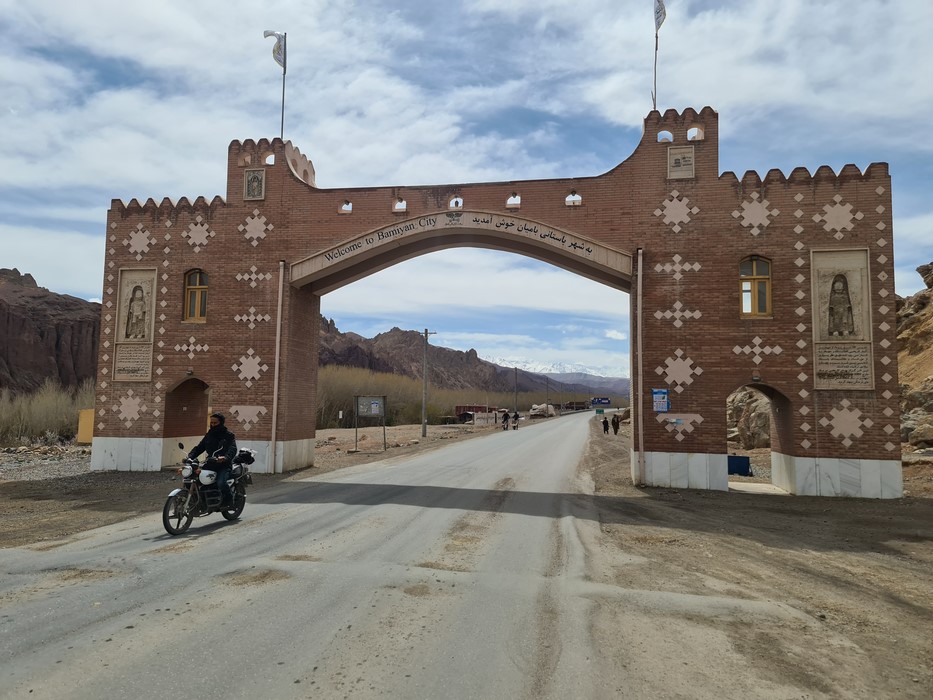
<box><xmin>280</xmin><ymin>33</ymin><xmax>286</xmax><ymax>139</ymax></box>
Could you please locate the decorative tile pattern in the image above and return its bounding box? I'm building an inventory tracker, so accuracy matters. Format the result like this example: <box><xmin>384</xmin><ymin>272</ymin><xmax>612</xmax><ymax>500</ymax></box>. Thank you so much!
<box><xmin>654</xmin><ymin>301</ymin><xmax>701</xmax><ymax>328</ymax></box>
<box><xmin>819</xmin><ymin>399</ymin><xmax>873</xmax><ymax>448</ymax></box>
<box><xmin>236</xmin><ymin>266</ymin><xmax>274</xmax><ymax>288</ymax></box>
<box><xmin>731</xmin><ymin>192</ymin><xmax>779</xmax><ymax>236</ymax></box>
<box><xmin>654</xmin><ymin>349</ymin><xmax>702</xmax><ymax>393</ymax></box>
<box><xmin>654</xmin><ymin>254</ymin><xmax>701</xmax><ymax>280</ymax></box>
<box><xmin>812</xmin><ymin>195</ymin><xmax>864</xmax><ymax>240</ymax></box>
<box><xmin>731</xmin><ymin>336</ymin><xmax>783</xmax><ymax>365</ymax></box>
<box><xmin>113</xmin><ymin>389</ymin><xmax>147</xmax><ymax>428</ymax></box>
<box><xmin>230</xmin><ymin>405</ymin><xmax>269</xmax><ymax>431</ymax></box>
<box><xmin>656</xmin><ymin>413</ymin><xmax>704</xmax><ymax>442</ymax></box>
<box><xmin>232</xmin><ymin>348</ymin><xmax>269</xmax><ymax>388</ymax></box>
<box><xmin>124</xmin><ymin>224</ymin><xmax>156</xmax><ymax>260</ymax></box>
<box><xmin>234</xmin><ymin>307</ymin><xmax>272</xmax><ymax>330</ymax></box>
<box><xmin>654</xmin><ymin>190</ymin><xmax>699</xmax><ymax>233</ymax></box>
<box><xmin>183</xmin><ymin>215</ymin><xmax>216</xmax><ymax>252</ymax></box>
<box><xmin>238</xmin><ymin>209</ymin><xmax>273</xmax><ymax>247</ymax></box>
<box><xmin>175</xmin><ymin>336</ymin><xmax>210</xmax><ymax>360</ymax></box>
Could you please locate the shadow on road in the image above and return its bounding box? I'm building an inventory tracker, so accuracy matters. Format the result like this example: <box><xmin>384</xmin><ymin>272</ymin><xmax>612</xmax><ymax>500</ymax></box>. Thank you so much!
<box><xmin>252</xmin><ymin>478</ymin><xmax>933</xmax><ymax>557</ymax></box>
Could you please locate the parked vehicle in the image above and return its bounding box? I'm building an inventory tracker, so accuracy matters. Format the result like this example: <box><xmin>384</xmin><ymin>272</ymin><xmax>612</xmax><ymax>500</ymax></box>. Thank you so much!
<box><xmin>162</xmin><ymin>442</ymin><xmax>255</xmax><ymax>535</ymax></box>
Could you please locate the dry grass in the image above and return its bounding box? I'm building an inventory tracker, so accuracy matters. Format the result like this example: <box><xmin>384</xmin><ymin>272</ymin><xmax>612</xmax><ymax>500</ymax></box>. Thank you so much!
<box><xmin>0</xmin><ymin>379</ymin><xmax>94</xmax><ymax>446</ymax></box>
<box><xmin>315</xmin><ymin>365</ymin><xmax>608</xmax><ymax>429</ymax></box>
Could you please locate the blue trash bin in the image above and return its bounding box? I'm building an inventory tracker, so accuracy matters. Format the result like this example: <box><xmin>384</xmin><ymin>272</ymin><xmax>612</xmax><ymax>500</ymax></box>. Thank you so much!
<box><xmin>727</xmin><ymin>455</ymin><xmax>752</xmax><ymax>476</ymax></box>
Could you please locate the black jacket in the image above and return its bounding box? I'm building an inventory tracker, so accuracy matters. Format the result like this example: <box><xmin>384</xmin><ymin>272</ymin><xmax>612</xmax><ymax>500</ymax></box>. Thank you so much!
<box><xmin>189</xmin><ymin>426</ymin><xmax>237</xmax><ymax>465</ymax></box>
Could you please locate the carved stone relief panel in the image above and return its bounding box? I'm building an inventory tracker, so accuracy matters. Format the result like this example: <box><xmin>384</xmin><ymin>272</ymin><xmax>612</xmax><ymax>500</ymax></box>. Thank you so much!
<box><xmin>811</xmin><ymin>249</ymin><xmax>873</xmax><ymax>389</ymax></box>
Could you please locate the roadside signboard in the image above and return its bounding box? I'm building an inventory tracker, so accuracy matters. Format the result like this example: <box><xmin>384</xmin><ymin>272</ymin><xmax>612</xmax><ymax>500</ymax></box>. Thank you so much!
<box><xmin>652</xmin><ymin>389</ymin><xmax>670</xmax><ymax>413</ymax></box>
<box><xmin>591</xmin><ymin>397</ymin><xmax>611</xmax><ymax>406</ymax></box>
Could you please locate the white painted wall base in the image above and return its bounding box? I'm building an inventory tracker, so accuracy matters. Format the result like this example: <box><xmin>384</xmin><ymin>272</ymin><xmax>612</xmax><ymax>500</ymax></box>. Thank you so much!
<box><xmin>91</xmin><ymin>437</ymin><xmax>164</xmax><ymax>471</ymax></box>
<box><xmin>630</xmin><ymin>450</ymin><xmax>728</xmax><ymax>492</ymax></box>
<box><xmin>771</xmin><ymin>451</ymin><xmax>903</xmax><ymax>498</ymax></box>
<box><xmin>91</xmin><ymin>437</ymin><xmax>316</xmax><ymax>473</ymax></box>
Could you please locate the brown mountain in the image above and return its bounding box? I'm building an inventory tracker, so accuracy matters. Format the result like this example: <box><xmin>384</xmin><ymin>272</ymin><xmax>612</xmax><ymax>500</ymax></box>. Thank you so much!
<box><xmin>0</xmin><ymin>269</ymin><xmax>101</xmax><ymax>393</ymax></box>
<box><xmin>319</xmin><ymin>318</ymin><xmax>578</xmax><ymax>394</ymax></box>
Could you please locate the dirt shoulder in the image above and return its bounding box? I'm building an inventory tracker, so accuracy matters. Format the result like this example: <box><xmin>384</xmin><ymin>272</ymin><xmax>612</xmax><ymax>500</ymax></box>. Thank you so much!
<box><xmin>583</xmin><ymin>422</ymin><xmax>933</xmax><ymax>697</ymax></box>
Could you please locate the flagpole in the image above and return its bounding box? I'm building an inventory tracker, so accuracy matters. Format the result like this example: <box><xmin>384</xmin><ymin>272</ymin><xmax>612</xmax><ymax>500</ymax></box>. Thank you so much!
<box><xmin>653</xmin><ymin>0</ymin><xmax>665</xmax><ymax>112</ymax></box>
<box><xmin>279</xmin><ymin>33</ymin><xmax>286</xmax><ymax>140</ymax></box>
<box><xmin>652</xmin><ymin>30</ymin><xmax>659</xmax><ymax>111</ymax></box>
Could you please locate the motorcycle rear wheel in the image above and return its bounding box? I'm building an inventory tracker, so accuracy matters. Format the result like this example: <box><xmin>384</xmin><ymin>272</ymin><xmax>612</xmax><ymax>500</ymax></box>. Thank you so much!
<box><xmin>221</xmin><ymin>491</ymin><xmax>245</xmax><ymax>521</ymax></box>
<box><xmin>163</xmin><ymin>493</ymin><xmax>194</xmax><ymax>535</ymax></box>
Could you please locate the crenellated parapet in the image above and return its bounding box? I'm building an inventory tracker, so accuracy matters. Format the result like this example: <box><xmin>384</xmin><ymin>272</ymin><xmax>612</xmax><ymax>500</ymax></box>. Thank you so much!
<box><xmin>284</xmin><ymin>141</ymin><xmax>316</xmax><ymax>187</ymax></box>
<box><xmin>109</xmin><ymin>195</ymin><xmax>227</xmax><ymax>220</ymax></box>
<box><xmin>720</xmin><ymin>161</ymin><xmax>889</xmax><ymax>190</ymax></box>
<box><xmin>229</xmin><ymin>138</ymin><xmax>278</xmax><ymax>168</ymax></box>
<box><xmin>642</xmin><ymin>106</ymin><xmax>718</xmax><ymax>145</ymax></box>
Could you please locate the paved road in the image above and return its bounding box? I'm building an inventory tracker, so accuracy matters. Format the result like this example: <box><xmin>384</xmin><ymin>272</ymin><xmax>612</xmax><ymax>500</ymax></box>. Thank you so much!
<box><xmin>0</xmin><ymin>413</ymin><xmax>612</xmax><ymax>699</ymax></box>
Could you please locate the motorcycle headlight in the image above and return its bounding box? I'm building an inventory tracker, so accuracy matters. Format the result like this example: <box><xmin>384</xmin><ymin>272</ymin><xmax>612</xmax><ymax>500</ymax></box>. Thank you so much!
<box><xmin>181</xmin><ymin>465</ymin><xmax>193</xmax><ymax>478</ymax></box>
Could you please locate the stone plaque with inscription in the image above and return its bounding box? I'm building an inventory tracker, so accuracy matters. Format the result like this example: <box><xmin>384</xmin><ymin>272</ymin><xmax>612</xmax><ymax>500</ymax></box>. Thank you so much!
<box><xmin>114</xmin><ymin>343</ymin><xmax>154</xmax><ymax>381</ymax></box>
<box><xmin>814</xmin><ymin>342</ymin><xmax>873</xmax><ymax>390</ymax></box>
<box><xmin>667</xmin><ymin>146</ymin><xmax>695</xmax><ymax>179</ymax></box>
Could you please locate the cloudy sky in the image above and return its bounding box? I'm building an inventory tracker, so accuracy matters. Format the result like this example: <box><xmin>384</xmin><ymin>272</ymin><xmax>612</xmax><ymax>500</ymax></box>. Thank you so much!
<box><xmin>2</xmin><ymin>0</ymin><xmax>931</xmax><ymax>377</ymax></box>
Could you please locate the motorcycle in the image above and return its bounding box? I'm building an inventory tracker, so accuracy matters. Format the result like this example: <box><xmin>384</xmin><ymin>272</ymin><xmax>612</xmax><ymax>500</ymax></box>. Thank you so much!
<box><xmin>162</xmin><ymin>442</ymin><xmax>255</xmax><ymax>535</ymax></box>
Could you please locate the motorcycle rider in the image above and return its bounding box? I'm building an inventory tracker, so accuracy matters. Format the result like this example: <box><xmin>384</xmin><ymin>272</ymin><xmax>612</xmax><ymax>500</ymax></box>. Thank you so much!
<box><xmin>188</xmin><ymin>412</ymin><xmax>238</xmax><ymax>508</ymax></box>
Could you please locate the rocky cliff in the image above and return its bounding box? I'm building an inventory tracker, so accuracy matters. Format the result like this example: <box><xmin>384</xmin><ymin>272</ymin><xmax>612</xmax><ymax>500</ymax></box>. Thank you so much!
<box><xmin>0</xmin><ymin>269</ymin><xmax>101</xmax><ymax>393</ymax></box>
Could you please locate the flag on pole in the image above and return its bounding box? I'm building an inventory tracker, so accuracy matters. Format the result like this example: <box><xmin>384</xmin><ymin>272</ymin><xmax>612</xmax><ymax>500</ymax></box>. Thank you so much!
<box><xmin>263</xmin><ymin>30</ymin><xmax>286</xmax><ymax>71</ymax></box>
<box><xmin>654</xmin><ymin>0</ymin><xmax>666</xmax><ymax>32</ymax></box>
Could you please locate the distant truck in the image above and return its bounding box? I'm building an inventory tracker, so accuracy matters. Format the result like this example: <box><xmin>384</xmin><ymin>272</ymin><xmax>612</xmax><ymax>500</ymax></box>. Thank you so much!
<box><xmin>528</xmin><ymin>403</ymin><xmax>557</xmax><ymax>418</ymax></box>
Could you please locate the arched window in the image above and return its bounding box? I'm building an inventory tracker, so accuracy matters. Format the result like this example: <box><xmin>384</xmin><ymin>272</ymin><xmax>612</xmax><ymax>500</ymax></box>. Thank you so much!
<box><xmin>740</xmin><ymin>256</ymin><xmax>771</xmax><ymax>317</ymax></box>
<box><xmin>184</xmin><ymin>269</ymin><xmax>208</xmax><ymax>322</ymax></box>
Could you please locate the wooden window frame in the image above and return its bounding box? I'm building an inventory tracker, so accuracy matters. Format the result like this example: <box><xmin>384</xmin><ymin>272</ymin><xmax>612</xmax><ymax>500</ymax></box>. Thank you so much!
<box><xmin>184</xmin><ymin>269</ymin><xmax>208</xmax><ymax>323</ymax></box>
<box><xmin>740</xmin><ymin>256</ymin><xmax>772</xmax><ymax>318</ymax></box>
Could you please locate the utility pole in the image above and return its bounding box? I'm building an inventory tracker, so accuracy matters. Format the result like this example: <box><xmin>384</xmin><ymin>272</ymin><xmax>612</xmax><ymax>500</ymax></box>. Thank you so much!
<box><xmin>513</xmin><ymin>366</ymin><xmax>518</xmax><ymax>412</ymax></box>
<box><xmin>422</xmin><ymin>328</ymin><xmax>436</xmax><ymax>437</ymax></box>
<box><xmin>545</xmin><ymin>376</ymin><xmax>549</xmax><ymax>419</ymax></box>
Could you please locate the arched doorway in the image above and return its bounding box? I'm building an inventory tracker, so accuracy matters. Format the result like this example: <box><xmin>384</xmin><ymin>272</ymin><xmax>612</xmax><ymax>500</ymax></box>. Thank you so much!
<box><xmin>163</xmin><ymin>377</ymin><xmax>210</xmax><ymax>464</ymax></box>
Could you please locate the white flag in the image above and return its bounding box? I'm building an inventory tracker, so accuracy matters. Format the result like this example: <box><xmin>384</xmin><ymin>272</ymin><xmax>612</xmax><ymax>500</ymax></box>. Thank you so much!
<box><xmin>263</xmin><ymin>30</ymin><xmax>286</xmax><ymax>70</ymax></box>
<box><xmin>654</xmin><ymin>0</ymin><xmax>666</xmax><ymax>31</ymax></box>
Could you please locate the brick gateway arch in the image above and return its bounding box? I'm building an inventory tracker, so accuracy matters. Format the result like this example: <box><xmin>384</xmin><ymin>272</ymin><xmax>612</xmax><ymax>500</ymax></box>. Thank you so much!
<box><xmin>91</xmin><ymin>107</ymin><xmax>903</xmax><ymax>498</ymax></box>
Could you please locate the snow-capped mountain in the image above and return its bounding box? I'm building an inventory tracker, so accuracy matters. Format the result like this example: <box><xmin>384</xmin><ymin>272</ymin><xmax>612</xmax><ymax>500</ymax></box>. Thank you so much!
<box><xmin>483</xmin><ymin>357</ymin><xmax>626</xmax><ymax>378</ymax></box>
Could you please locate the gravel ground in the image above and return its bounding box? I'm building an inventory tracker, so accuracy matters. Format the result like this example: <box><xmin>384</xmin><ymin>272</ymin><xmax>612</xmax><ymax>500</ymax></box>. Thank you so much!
<box><xmin>0</xmin><ymin>445</ymin><xmax>95</xmax><ymax>481</ymax></box>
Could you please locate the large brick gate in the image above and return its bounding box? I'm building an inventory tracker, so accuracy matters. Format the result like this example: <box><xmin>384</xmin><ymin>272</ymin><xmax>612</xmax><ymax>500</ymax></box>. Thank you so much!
<box><xmin>92</xmin><ymin>107</ymin><xmax>903</xmax><ymax>498</ymax></box>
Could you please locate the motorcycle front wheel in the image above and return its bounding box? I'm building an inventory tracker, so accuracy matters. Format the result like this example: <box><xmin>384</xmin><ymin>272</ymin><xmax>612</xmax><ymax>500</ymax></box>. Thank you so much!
<box><xmin>221</xmin><ymin>490</ymin><xmax>245</xmax><ymax>521</ymax></box>
<box><xmin>162</xmin><ymin>493</ymin><xmax>194</xmax><ymax>535</ymax></box>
